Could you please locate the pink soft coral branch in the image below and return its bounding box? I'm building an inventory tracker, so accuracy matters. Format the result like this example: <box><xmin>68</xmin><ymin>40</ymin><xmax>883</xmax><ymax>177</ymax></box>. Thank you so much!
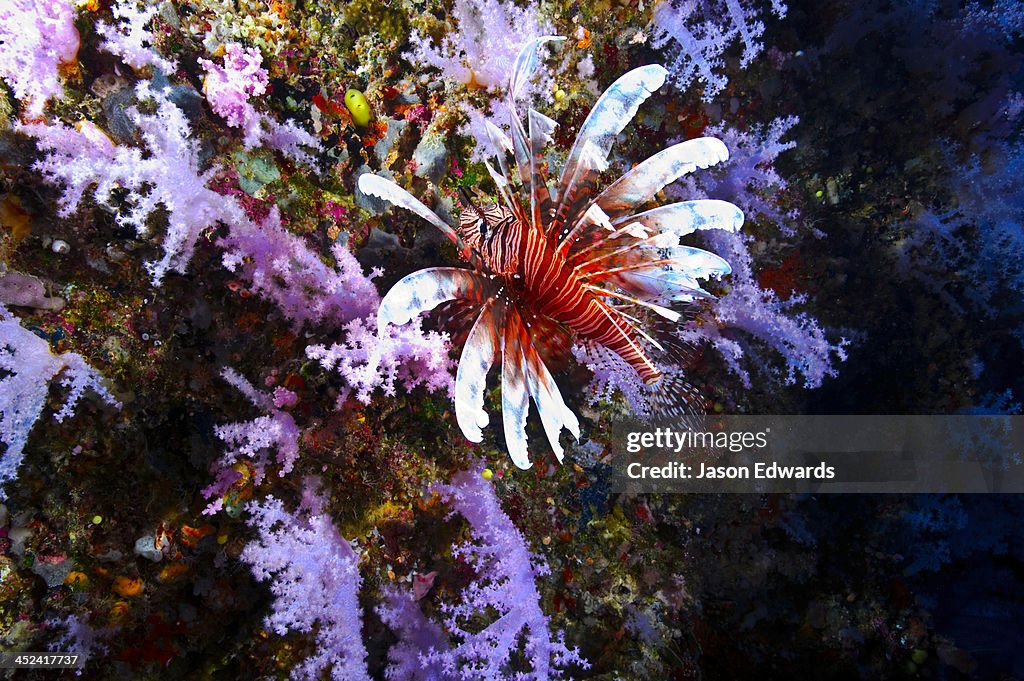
<box><xmin>0</xmin><ymin>0</ymin><xmax>79</xmax><ymax>117</ymax></box>
<box><xmin>242</xmin><ymin>483</ymin><xmax>372</xmax><ymax>681</ymax></box>
<box><xmin>379</xmin><ymin>468</ymin><xmax>587</xmax><ymax>680</ymax></box>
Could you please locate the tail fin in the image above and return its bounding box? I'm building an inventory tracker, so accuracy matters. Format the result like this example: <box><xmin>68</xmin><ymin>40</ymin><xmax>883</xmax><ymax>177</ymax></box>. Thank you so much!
<box><xmin>575</xmin><ymin>339</ymin><xmax>704</xmax><ymax>421</ymax></box>
<box><xmin>645</xmin><ymin>312</ymin><xmax>706</xmax><ymax>422</ymax></box>
<box><xmin>645</xmin><ymin>368</ymin><xmax>706</xmax><ymax>421</ymax></box>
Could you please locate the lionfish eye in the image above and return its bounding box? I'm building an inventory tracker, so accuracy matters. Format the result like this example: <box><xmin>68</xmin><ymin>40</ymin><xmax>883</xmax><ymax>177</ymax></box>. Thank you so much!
<box><xmin>479</xmin><ymin>219</ymin><xmax>488</xmax><ymax>239</ymax></box>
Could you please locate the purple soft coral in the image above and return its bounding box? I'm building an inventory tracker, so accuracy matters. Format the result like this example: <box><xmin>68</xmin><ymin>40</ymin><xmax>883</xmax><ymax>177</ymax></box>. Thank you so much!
<box><xmin>405</xmin><ymin>0</ymin><xmax>554</xmax><ymax>92</ymax></box>
<box><xmin>96</xmin><ymin>0</ymin><xmax>176</xmax><ymax>73</ymax></box>
<box><xmin>671</xmin><ymin>117</ymin><xmax>847</xmax><ymax>388</ymax></box>
<box><xmin>199</xmin><ymin>42</ymin><xmax>318</xmax><ymax>158</ymax></box>
<box><xmin>0</xmin><ymin>0</ymin><xmax>79</xmax><ymax>117</ymax></box>
<box><xmin>650</xmin><ymin>0</ymin><xmax>786</xmax><ymax>100</ymax></box>
<box><xmin>199</xmin><ymin>43</ymin><xmax>269</xmax><ymax>146</ymax></box>
<box><xmin>306</xmin><ymin>316</ymin><xmax>455</xmax><ymax>406</ymax></box>
<box><xmin>22</xmin><ymin>85</ymin><xmax>323</xmax><ymax>306</ymax></box>
<box><xmin>0</xmin><ymin>306</ymin><xmax>120</xmax><ymax>494</ymax></box>
<box><xmin>681</xmin><ymin>230</ymin><xmax>847</xmax><ymax>387</ymax></box>
<box><xmin>202</xmin><ymin>368</ymin><xmax>301</xmax><ymax>514</ymax></box>
<box><xmin>242</xmin><ymin>483</ymin><xmax>371</xmax><ymax>681</ymax></box>
<box><xmin>22</xmin><ymin>83</ymin><xmax>239</xmax><ymax>285</ymax></box>
<box><xmin>378</xmin><ymin>469</ymin><xmax>587</xmax><ymax>680</ymax></box>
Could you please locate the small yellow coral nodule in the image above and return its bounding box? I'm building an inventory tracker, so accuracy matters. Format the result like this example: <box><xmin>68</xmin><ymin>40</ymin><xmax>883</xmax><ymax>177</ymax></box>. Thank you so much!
<box><xmin>344</xmin><ymin>88</ymin><xmax>372</xmax><ymax>127</ymax></box>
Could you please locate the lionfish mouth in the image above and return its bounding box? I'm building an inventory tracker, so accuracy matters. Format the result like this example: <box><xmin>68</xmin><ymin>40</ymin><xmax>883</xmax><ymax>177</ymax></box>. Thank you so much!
<box><xmin>359</xmin><ymin>37</ymin><xmax>743</xmax><ymax>469</ymax></box>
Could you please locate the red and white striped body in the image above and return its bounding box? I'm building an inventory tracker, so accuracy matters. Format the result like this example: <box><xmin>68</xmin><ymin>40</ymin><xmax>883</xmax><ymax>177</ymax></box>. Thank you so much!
<box><xmin>464</xmin><ymin>204</ymin><xmax>662</xmax><ymax>384</ymax></box>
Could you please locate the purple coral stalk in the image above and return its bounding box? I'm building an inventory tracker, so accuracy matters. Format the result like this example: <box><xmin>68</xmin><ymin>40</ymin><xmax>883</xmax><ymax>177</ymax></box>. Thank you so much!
<box><xmin>681</xmin><ymin>117</ymin><xmax>801</xmax><ymax>229</ymax></box>
<box><xmin>202</xmin><ymin>368</ymin><xmax>301</xmax><ymax>514</ymax></box>
<box><xmin>377</xmin><ymin>586</ymin><xmax>450</xmax><ymax>681</ymax></box>
<box><xmin>242</xmin><ymin>484</ymin><xmax>371</xmax><ymax>681</ymax></box>
<box><xmin>670</xmin><ymin>116</ymin><xmax>846</xmax><ymax>387</ymax></box>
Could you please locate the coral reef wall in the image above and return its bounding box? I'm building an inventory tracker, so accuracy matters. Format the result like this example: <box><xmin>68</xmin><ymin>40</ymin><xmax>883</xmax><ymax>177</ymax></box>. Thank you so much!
<box><xmin>0</xmin><ymin>0</ymin><xmax>1022</xmax><ymax>679</ymax></box>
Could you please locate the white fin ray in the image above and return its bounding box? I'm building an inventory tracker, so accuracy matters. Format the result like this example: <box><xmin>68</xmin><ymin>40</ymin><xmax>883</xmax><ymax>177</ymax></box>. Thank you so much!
<box><xmin>506</xmin><ymin>37</ymin><xmax>564</xmax><ymax>193</ymax></box>
<box><xmin>597</xmin><ymin>269</ymin><xmax>715</xmax><ymax>302</ymax></box>
<box><xmin>519</xmin><ymin>327</ymin><xmax>580</xmax><ymax>462</ymax></box>
<box><xmin>377</xmin><ymin>268</ymin><xmax>493</xmax><ymax>329</ymax></box>
<box><xmin>483</xmin><ymin>159</ymin><xmax>518</xmax><ymax>215</ymax></box>
<box><xmin>528</xmin><ymin>108</ymin><xmax>558</xmax><ymax>232</ymax></box>
<box><xmin>455</xmin><ymin>297</ymin><xmax>503</xmax><ymax>443</ymax></box>
<box><xmin>567</xmin><ymin>199</ymin><xmax>743</xmax><ymax>268</ymax></box>
<box><xmin>583</xmin><ymin>245</ymin><xmax>733</xmax><ymax>280</ymax></box>
<box><xmin>581</xmin><ymin>245</ymin><xmax>732</xmax><ymax>302</ymax></box>
<box><xmin>611</xmin><ymin>199</ymin><xmax>745</xmax><ymax>237</ymax></box>
<box><xmin>358</xmin><ymin>174</ymin><xmax>479</xmax><ymax>266</ymax></box>
<box><xmin>484</xmin><ymin>120</ymin><xmax>515</xmax><ymax>186</ymax></box>
<box><xmin>501</xmin><ymin>308</ymin><xmax>532</xmax><ymax>469</ymax></box>
<box><xmin>584</xmin><ymin>284</ymin><xmax>682</xmax><ymax>321</ymax></box>
<box><xmin>509</xmin><ymin>36</ymin><xmax>567</xmax><ymax>100</ymax></box>
<box><xmin>552</xmin><ymin>64</ymin><xmax>668</xmax><ymax>233</ymax></box>
<box><xmin>551</xmin><ymin>141</ymin><xmax>610</xmax><ymax>250</ymax></box>
<box><xmin>595</xmin><ymin>138</ymin><xmax>730</xmax><ymax>217</ymax></box>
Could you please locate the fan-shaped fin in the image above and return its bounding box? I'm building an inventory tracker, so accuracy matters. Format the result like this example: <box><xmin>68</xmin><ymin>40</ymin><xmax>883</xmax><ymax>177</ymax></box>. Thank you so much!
<box><xmin>647</xmin><ymin>369</ymin><xmax>706</xmax><ymax>420</ymax></box>
<box><xmin>594</xmin><ymin>138</ymin><xmax>730</xmax><ymax>218</ymax></box>
<box><xmin>455</xmin><ymin>297</ymin><xmax>503</xmax><ymax>443</ymax></box>
<box><xmin>594</xmin><ymin>301</ymin><xmax>665</xmax><ymax>381</ymax></box>
<box><xmin>501</xmin><ymin>308</ymin><xmax>532</xmax><ymax>469</ymax></box>
<box><xmin>358</xmin><ymin>174</ymin><xmax>480</xmax><ymax>267</ymax></box>
<box><xmin>378</xmin><ymin>268</ymin><xmax>494</xmax><ymax>329</ymax></box>
<box><xmin>611</xmin><ymin>198</ymin><xmax>744</xmax><ymax>236</ymax></box>
<box><xmin>517</xmin><ymin>323</ymin><xmax>580</xmax><ymax>462</ymax></box>
<box><xmin>550</xmin><ymin>64</ymin><xmax>668</xmax><ymax>236</ymax></box>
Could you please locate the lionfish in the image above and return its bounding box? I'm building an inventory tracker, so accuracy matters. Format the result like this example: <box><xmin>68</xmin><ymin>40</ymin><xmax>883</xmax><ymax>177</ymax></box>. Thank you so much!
<box><xmin>359</xmin><ymin>38</ymin><xmax>743</xmax><ymax>469</ymax></box>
